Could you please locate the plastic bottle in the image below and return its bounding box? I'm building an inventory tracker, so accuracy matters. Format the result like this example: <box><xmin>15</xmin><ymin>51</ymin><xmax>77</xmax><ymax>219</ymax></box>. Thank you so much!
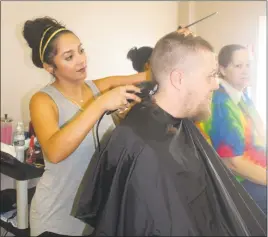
<box><xmin>13</xmin><ymin>122</ymin><xmax>25</xmax><ymax>162</ymax></box>
<box><xmin>1</xmin><ymin>114</ymin><xmax>13</xmax><ymax>145</ymax></box>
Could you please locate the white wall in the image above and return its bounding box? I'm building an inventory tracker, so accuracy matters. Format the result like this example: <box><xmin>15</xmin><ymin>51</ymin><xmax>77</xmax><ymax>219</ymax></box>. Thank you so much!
<box><xmin>1</xmin><ymin>1</ymin><xmax>179</xmax><ymax>125</ymax></box>
<box><xmin>179</xmin><ymin>1</ymin><xmax>266</xmax><ymax>111</ymax></box>
<box><xmin>192</xmin><ymin>1</ymin><xmax>266</xmax><ymax>53</ymax></box>
<box><xmin>185</xmin><ymin>1</ymin><xmax>266</xmax><ymax>104</ymax></box>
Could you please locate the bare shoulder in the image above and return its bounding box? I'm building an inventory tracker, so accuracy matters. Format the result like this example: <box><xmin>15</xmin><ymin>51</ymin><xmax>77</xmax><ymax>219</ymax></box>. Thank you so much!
<box><xmin>30</xmin><ymin>91</ymin><xmax>58</xmax><ymax>113</ymax></box>
<box><xmin>30</xmin><ymin>91</ymin><xmax>54</xmax><ymax>104</ymax></box>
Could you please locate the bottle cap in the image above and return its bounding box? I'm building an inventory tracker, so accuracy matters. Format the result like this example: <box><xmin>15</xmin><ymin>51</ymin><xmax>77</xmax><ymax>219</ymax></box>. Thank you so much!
<box><xmin>1</xmin><ymin>114</ymin><xmax>13</xmax><ymax>123</ymax></box>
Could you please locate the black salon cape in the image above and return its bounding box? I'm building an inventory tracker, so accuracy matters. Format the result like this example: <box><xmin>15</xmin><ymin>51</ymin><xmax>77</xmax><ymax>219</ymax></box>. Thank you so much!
<box><xmin>71</xmin><ymin>100</ymin><xmax>266</xmax><ymax>236</ymax></box>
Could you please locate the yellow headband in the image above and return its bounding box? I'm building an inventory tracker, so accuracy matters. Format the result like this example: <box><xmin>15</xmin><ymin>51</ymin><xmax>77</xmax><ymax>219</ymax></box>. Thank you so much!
<box><xmin>39</xmin><ymin>27</ymin><xmax>67</xmax><ymax>64</ymax></box>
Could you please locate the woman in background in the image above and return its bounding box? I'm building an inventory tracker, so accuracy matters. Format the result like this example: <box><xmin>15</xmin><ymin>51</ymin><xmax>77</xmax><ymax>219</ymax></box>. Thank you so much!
<box><xmin>127</xmin><ymin>46</ymin><xmax>153</xmax><ymax>72</ymax></box>
<box><xmin>197</xmin><ymin>44</ymin><xmax>267</xmax><ymax>214</ymax></box>
<box><xmin>23</xmin><ymin>17</ymin><xmax>147</xmax><ymax>236</ymax></box>
<box><xmin>111</xmin><ymin>46</ymin><xmax>154</xmax><ymax>125</ymax></box>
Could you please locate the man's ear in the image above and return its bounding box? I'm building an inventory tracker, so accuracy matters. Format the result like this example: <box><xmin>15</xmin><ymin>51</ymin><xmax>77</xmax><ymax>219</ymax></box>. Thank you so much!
<box><xmin>43</xmin><ymin>63</ymin><xmax>55</xmax><ymax>76</ymax></box>
<box><xmin>219</xmin><ymin>65</ymin><xmax>226</xmax><ymax>77</ymax></box>
<box><xmin>170</xmin><ymin>69</ymin><xmax>183</xmax><ymax>90</ymax></box>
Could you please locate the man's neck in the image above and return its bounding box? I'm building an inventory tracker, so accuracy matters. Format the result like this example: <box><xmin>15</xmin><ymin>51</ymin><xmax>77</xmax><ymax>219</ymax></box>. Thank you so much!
<box><xmin>153</xmin><ymin>91</ymin><xmax>187</xmax><ymax>119</ymax></box>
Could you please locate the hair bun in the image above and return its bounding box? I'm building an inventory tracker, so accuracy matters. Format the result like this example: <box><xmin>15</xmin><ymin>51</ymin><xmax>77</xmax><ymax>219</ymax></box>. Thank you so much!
<box><xmin>127</xmin><ymin>47</ymin><xmax>138</xmax><ymax>61</ymax></box>
<box><xmin>23</xmin><ymin>17</ymin><xmax>60</xmax><ymax>49</ymax></box>
<box><xmin>22</xmin><ymin>17</ymin><xmax>65</xmax><ymax>68</ymax></box>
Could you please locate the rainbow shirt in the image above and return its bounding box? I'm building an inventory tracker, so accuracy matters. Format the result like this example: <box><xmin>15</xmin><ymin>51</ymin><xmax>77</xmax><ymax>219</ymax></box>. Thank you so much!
<box><xmin>197</xmin><ymin>81</ymin><xmax>266</xmax><ymax>182</ymax></box>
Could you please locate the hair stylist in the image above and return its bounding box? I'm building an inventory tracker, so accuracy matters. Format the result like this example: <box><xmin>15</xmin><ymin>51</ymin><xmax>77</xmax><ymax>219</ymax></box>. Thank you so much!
<box><xmin>23</xmin><ymin>17</ymin><xmax>148</xmax><ymax>236</ymax></box>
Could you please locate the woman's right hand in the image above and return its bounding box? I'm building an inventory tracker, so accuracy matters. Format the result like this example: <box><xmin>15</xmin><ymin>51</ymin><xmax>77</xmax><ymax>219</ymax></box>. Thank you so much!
<box><xmin>97</xmin><ymin>85</ymin><xmax>142</xmax><ymax>112</ymax></box>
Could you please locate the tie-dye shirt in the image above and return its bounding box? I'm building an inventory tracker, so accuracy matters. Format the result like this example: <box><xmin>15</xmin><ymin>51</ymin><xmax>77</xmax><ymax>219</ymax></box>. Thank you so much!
<box><xmin>197</xmin><ymin>83</ymin><xmax>266</xmax><ymax>182</ymax></box>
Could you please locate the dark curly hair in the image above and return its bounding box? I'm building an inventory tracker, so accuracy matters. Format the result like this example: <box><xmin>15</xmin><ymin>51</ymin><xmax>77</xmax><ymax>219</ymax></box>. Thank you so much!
<box><xmin>23</xmin><ymin>16</ymin><xmax>73</xmax><ymax>68</ymax></box>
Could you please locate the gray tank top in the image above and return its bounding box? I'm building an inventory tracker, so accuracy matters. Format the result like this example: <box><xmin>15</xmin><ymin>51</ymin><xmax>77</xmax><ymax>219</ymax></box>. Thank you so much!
<box><xmin>30</xmin><ymin>80</ymin><xmax>115</xmax><ymax>236</ymax></box>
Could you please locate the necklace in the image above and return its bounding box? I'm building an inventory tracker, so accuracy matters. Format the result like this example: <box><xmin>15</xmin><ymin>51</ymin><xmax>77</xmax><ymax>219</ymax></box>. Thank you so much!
<box><xmin>56</xmin><ymin>85</ymin><xmax>85</xmax><ymax>111</ymax></box>
<box><xmin>62</xmin><ymin>95</ymin><xmax>85</xmax><ymax>111</ymax></box>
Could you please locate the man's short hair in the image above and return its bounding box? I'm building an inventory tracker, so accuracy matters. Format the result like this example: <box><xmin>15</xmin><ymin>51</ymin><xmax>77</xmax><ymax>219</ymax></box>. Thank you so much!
<box><xmin>150</xmin><ymin>31</ymin><xmax>214</xmax><ymax>83</ymax></box>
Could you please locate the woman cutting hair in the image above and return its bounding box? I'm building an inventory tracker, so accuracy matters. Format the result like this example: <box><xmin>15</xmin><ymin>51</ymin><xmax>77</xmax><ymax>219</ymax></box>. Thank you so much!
<box><xmin>23</xmin><ymin>16</ymin><xmax>148</xmax><ymax>236</ymax></box>
<box><xmin>197</xmin><ymin>44</ymin><xmax>267</xmax><ymax>214</ymax></box>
